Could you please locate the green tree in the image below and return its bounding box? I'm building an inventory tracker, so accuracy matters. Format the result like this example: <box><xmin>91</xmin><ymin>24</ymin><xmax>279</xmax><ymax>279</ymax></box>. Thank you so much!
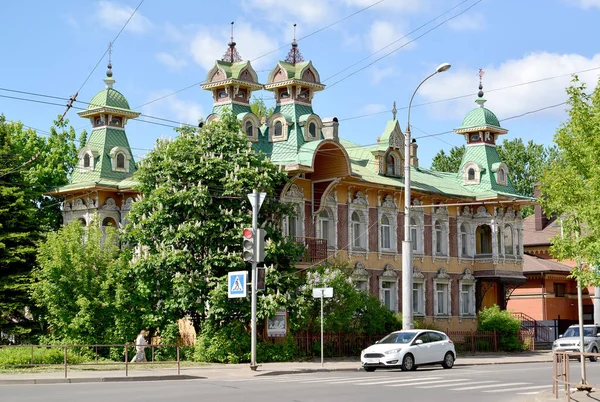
<box><xmin>540</xmin><ymin>76</ymin><xmax>600</xmax><ymax>286</ymax></box>
<box><xmin>430</xmin><ymin>145</ymin><xmax>465</xmax><ymax>173</ymax></box>
<box><xmin>33</xmin><ymin>219</ymin><xmax>134</xmax><ymax>344</ymax></box>
<box><xmin>124</xmin><ymin>110</ymin><xmax>303</xmax><ymax>338</ymax></box>
<box><xmin>250</xmin><ymin>97</ymin><xmax>274</xmax><ymax>120</ymax></box>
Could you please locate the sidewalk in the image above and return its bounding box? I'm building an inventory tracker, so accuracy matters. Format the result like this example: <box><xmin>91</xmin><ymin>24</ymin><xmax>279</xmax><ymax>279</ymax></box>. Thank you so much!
<box><xmin>0</xmin><ymin>351</ymin><xmax>553</xmax><ymax>384</ymax></box>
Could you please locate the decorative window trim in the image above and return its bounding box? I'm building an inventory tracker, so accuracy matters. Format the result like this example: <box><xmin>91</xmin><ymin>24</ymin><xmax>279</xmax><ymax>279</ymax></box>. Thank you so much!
<box><xmin>412</xmin><ymin>267</ymin><xmax>426</xmax><ymax>316</ymax></box>
<box><xmin>205</xmin><ymin>113</ymin><xmax>220</xmax><ymax>125</ymax></box>
<box><xmin>348</xmin><ymin>190</ymin><xmax>368</xmax><ymax>256</ymax></box>
<box><xmin>378</xmin><ymin>195</ymin><xmax>398</xmax><ymax>258</ymax></box>
<box><xmin>503</xmin><ymin>223</ymin><xmax>514</xmax><ymax>256</ymax></box>
<box><xmin>492</xmin><ymin>162</ymin><xmax>509</xmax><ymax>186</ymax></box>
<box><xmin>316</xmin><ymin>197</ymin><xmax>337</xmax><ymax>249</ymax></box>
<box><xmin>267</xmin><ymin>113</ymin><xmax>289</xmax><ymax>142</ymax></box>
<box><xmin>432</xmin><ymin>215</ymin><xmax>449</xmax><ymax>258</ymax></box>
<box><xmin>384</xmin><ymin>150</ymin><xmax>402</xmax><ymax>177</ymax></box>
<box><xmin>409</xmin><ymin>213</ymin><xmax>424</xmax><ymax>255</ymax></box>
<box><xmin>78</xmin><ymin>147</ymin><xmax>97</xmax><ymax>172</ymax></box>
<box><xmin>283</xmin><ymin>201</ymin><xmax>305</xmax><ymax>238</ymax></box>
<box><xmin>379</xmin><ymin>264</ymin><xmax>398</xmax><ymax>313</ymax></box>
<box><xmin>352</xmin><ymin>262</ymin><xmax>370</xmax><ymax>292</ymax></box>
<box><xmin>433</xmin><ymin>268</ymin><xmax>451</xmax><ymax>317</ymax></box>
<box><xmin>241</xmin><ymin>113</ymin><xmax>261</xmax><ymax>142</ymax></box>
<box><xmin>459</xmin><ymin>268</ymin><xmax>477</xmax><ymax>318</ymax></box>
<box><xmin>462</xmin><ymin>162</ymin><xmax>483</xmax><ymax>185</ymax></box>
<box><xmin>109</xmin><ymin>146</ymin><xmax>131</xmax><ymax>173</ymax></box>
<box><xmin>350</xmin><ymin>209</ymin><xmax>367</xmax><ymax>252</ymax></box>
<box><xmin>457</xmin><ymin>221</ymin><xmax>473</xmax><ymax>258</ymax></box>
<box><xmin>298</xmin><ymin>114</ymin><xmax>323</xmax><ymax>142</ymax></box>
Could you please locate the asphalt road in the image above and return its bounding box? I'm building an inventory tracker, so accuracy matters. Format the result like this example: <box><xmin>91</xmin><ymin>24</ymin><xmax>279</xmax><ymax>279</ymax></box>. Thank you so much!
<box><xmin>3</xmin><ymin>361</ymin><xmax>600</xmax><ymax>402</ymax></box>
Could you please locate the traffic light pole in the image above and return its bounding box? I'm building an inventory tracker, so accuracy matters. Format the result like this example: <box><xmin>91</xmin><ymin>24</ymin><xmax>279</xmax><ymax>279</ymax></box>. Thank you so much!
<box><xmin>250</xmin><ymin>189</ymin><xmax>259</xmax><ymax>371</ymax></box>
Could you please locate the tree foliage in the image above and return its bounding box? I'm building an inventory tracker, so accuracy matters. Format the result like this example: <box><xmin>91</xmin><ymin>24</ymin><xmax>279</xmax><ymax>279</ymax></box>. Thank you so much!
<box><xmin>124</xmin><ymin>110</ymin><xmax>303</xmax><ymax>338</ymax></box>
<box><xmin>250</xmin><ymin>97</ymin><xmax>274</xmax><ymax>120</ymax></box>
<box><xmin>0</xmin><ymin>115</ymin><xmax>81</xmax><ymax>343</ymax></box>
<box><xmin>540</xmin><ymin>76</ymin><xmax>600</xmax><ymax>286</ymax></box>
<box><xmin>430</xmin><ymin>146</ymin><xmax>465</xmax><ymax>173</ymax></box>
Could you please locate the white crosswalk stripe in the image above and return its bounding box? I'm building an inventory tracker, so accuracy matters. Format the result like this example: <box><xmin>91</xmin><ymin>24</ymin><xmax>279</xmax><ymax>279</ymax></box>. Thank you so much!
<box><xmin>322</xmin><ymin>376</ymin><xmax>401</xmax><ymax>384</ymax></box>
<box><xmin>415</xmin><ymin>380</ymin><xmax>497</xmax><ymax>389</ymax></box>
<box><xmin>483</xmin><ymin>385</ymin><xmax>552</xmax><ymax>393</ymax></box>
<box><xmin>356</xmin><ymin>377</ymin><xmax>441</xmax><ymax>386</ymax></box>
<box><xmin>386</xmin><ymin>378</ymin><xmax>469</xmax><ymax>388</ymax></box>
<box><xmin>451</xmin><ymin>382</ymin><xmax>531</xmax><ymax>391</ymax></box>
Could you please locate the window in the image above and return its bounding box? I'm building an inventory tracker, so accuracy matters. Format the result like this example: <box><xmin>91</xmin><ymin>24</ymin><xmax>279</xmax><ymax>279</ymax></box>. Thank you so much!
<box><xmin>83</xmin><ymin>154</ymin><xmax>91</xmax><ymax>168</ymax></box>
<box><xmin>476</xmin><ymin>224</ymin><xmax>492</xmax><ymax>254</ymax></box>
<box><xmin>499</xmin><ymin>168</ymin><xmax>505</xmax><ymax>183</ymax></box>
<box><xmin>354</xmin><ymin>279</ymin><xmax>368</xmax><ymax>292</ymax></box>
<box><xmin>386</xmin><ymin>153</ymin><xmax>396</xmax><ymax>176</ymax></box>
<box><xmin>428</xmin><ymin>332</ymin><xmax>444</xmax><ymax>342</ymax></box>
<box><xmin>318</xmin><ymin>210</ymin><xmax>330</xmax><ymax>242</ymax></box>
<box><xmin>460</xmin><ymin>283</ymin><xmax>475</xmax><ymax>316</ymax></box>
<box><xmin>436</xmin><ymin>283</ymin><xmax>450</xmax><ymax>315</ymax></box>
<box><xmin>504</xmin><ymin>224</ymin><xmax>513</xmax><ymax>255</ymax></box>
<box><xmin>410</xmin><ymin>217</ymin><xmax>418</xmax><ymax>251</ymax></box>
<box><xmin>415</xmin><ymin>333</ymin><xmax>430</xmax><ymax>344</ymax></box>
<box><xmin>218</xmin><ymin>90</ymin><xmax>227</xmax><ymax>98</ymax></box>
<box><xmin>308</xmin><ymin>122</ymin><xmax>316</xmax><ymax>138</ymax></box>
<box><xmin>95</xmin><ymin>117</ymin><xmax>104</xmax><ymax>126</ymax></box>
<box><xmin>381</xmin><ymin>281</ymin><xmax>397</xmax><ymax>312</ymax></box>
<box><xmin>380</xmin><ymin>215</ymin><xmax>391</xmax><ymax>250</ymax></box>
<box><xmin>110</xmin><ymin>117</ymin><xmax>122</xmax><ymax>126</ymax></box>
<box><xmin>413</xmin><ymin>282</ymin><xmax>425</xmax><ymax>315</ymax></box>
<box><xmin>352</xmin><ymin>211</ymin><xmax>363</xmax><ymax>249</ymax></box>
<box><xmin>554</xmin><ymin>283</ymin><xmax>566</xmax><ymax>297</ymax></box>
<box><xmin>460</xmin><ymin>223</ymin><xmax>468</xmax><ymax>256</ymax></box>
<box><xmin>468</xmin><ymin>168</ymin><xmax>475</xmax><ymax>181</ymax></box>
<box><xmin>274</xmin><ymin>121</ymin><xmax>283</xmax><ymax>137</ymax></box>
<box><xmin>288</xmin><ymin>215</ymin><xmax>297</xmax><ymax>237</ymax></box>
<box><xmin>435</xmin><ymin>221</ymin><xmax>443</xmax><ymax>254</ymax></box>
<box><xmin>245</xmin><ymin>121</ymin><xmax>253</xmax><ymax>137</ymax></box>
<box><xmin>116</xmin><ymin>153</ymin><xmax>125</xmax><ymax>169</ymax></box>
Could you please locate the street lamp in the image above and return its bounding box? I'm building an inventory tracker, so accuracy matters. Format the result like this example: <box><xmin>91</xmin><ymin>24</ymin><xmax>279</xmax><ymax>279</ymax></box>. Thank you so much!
<box><xmin>402</xmin><ymin>63</ymin><xmax>451</xmax><ymax>330</ymax></box>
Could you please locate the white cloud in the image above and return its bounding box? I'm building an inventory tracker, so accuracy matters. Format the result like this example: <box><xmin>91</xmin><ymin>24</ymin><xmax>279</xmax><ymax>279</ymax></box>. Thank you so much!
<box><xmin>417</xmin><ymin>52</ymin><xmax>600</xmax><ymax>122</ymax></box>
<box><xmin>368</xmin><ymin>20</ymin><xmax>413</xmax><ymax>54</ymax></box>
<box><xmin>370</xmin><ymin>66</ymin><xmax>395</xmax><ymax>85</ymax></box>
<box><xmin>360</xmin><ymin>103</ymin><xmax>388</xmax><ymax>115</ymax></box>
<box><xmin>244</xmin><ymin>0</ymin><xmax>331</xmax><ymax>25</ymax></box>
<box><xmin>96</xmin><ymin>1</ymin><xmax>152</xmax><ymax>33</ymax></box>
<box><xmin>156</xmin><ymin>52</ymin><xmax>187</xmax><ymax>70</ymax></box>
<box><xmin>343</xmin><ymin>0</ymin><xmax>430</xmax><ymax>13</ymax></box>
<box><xmin>447</xmin><ymin>12</ymin><xmax>485</xmax><ymax>31</ymax></box>
<box><xmin>143</xmin><ymin>91</ymin><xmax>204</xmax><ymax>125</ymax></box>
<box><xmin>566</xmin><ymin>0</ymin><xmax>600</xmax><ymax>9</ymax></box>
<box><xmin>189</xmin><ymin>22</ymin><xmax>278</xmax><ymax>71</ymax></box>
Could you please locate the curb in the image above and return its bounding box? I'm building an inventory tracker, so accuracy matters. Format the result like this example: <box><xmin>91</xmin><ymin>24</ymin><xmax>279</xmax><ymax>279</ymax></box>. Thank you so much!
<box><xmin>0</xmin><ymin>375</ymin><xmax>204</xmax><ymax>385</ymax></box>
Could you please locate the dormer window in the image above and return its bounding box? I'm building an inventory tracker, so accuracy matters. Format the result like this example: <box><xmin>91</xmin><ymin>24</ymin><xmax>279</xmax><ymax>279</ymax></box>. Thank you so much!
<box><xmin>116</xmin><ymin>153</ymin><xmax>125</xmax><ymax>169</ymax></box>
<box><xmin>308</xmin><ymin>122</ymin><xmax>316</xmax><ymax>138</ymax></box>
<box><xmin>499</xmin><ymin>168</ymin><xmax>505</xmax><ymax>182</ymax></box>
<box><xmin>268</xmin><ymin>114</ymin><xmax>288</xmax><ymax>142</ymax></box>
<box><xmin>245</xmin><ymin>121</ymin><xmax>253</xmax><ymax>137</ymax></box>
<box><xmin>386</xmin><ymin>153</ymin><xmax>396</xmax><ymax>176</ymax></box>
<box><xmin>468</xmin><ymin>168</ymin><xmax>475</xmax><ymax>181</ymax></box>
<box><xmin>109</xmin><ymin>146</ymin><xmax>131</xmax><ymax>172</ymax></box>
<box><xmin>83</xmin><ymin>154</ymin><xmax>91</xmax><ymax>168</ymax></box>
<box><xmin>78</xmin><ymin>147</ymin><xmax>95</xmax><ymax>172</ymax></box>
<box><xmin>462</xmin><ymin>162</ymin><xmax>482</xmax><ymax>185</ymax></box>
<box><xmin>274</xmin><ymin>121</ymin><xmax>283</xmax><ymax>137</ymax></box>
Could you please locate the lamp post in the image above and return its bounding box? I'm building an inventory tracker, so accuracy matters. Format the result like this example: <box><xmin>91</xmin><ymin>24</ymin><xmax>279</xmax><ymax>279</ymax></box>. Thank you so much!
<box><xmin>402</xmin><ymin>63</ymin><xmax>451</xmax><ymax>330</ymax></box>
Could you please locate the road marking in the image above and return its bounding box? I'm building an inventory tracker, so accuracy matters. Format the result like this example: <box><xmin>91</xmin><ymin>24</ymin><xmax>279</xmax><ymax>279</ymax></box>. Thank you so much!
<box><xmin>293</xmin><ymin>377</ymin><xmax>350</xmax><ymax>383</ymax></box>
<box><xmin>385</xmin><ymin>378</ymin><xmax>468</xmax><ymax>388</ymax></box>
<box><xmin>483</xmin><ymin>385</ymin><xmax>552</xmax><ymax>393</ymax></box>
<box><xmin>324</xmin><ymin>376</ymin><xmax>400</xmax><ymax>384</ymax></box>
<box><xmin>415</xmin><ymin>380</ymin><xmax>497</xmax><ymax>389</ymax></box>
<box><xmin>355</xmin><ymin>376</ymin><xmax>439</xmax><ymax>386</ymax></box>
<box><xmin>451</xmin><ymin>382</ymin><xmax>530</xmax><ymax>391</ymax></box>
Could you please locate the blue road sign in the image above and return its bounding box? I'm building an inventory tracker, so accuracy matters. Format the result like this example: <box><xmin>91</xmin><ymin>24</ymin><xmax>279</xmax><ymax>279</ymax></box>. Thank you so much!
<box><xmin>228</xmin><ymin>271</ymin><xmax>247</xmax><ymax>298</ymax></box>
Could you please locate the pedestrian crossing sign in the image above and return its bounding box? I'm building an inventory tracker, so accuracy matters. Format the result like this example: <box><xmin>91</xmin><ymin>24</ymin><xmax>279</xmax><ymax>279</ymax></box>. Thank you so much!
<box><xmin>228</xmin><ymin>271</ymin><xmax>247</xmax><ymax>298</ymax></box>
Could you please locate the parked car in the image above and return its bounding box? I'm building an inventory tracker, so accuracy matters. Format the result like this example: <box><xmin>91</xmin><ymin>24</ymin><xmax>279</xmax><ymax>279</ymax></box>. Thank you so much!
<box><xmin>360</xmin><ymin>329</ymin><xmax>456</xmax><ymax>372</ymax></box>
<box><xmin>552</xmin><ymin>324</ymin><xmax>600</xmax><ymax>362</ymax></box>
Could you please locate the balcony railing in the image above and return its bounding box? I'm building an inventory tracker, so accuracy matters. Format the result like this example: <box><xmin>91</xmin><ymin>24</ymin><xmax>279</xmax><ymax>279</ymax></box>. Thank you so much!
<box><xmin>293</xmin><ymin>236</ymin><xmax>328</xmax><ymax>263</ymax></box>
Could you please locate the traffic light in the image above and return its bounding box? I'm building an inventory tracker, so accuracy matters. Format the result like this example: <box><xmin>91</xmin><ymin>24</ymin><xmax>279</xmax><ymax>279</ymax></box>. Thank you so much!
<box><xmin>242</xmin><ymin>228</ymin><xmax>255</xmax><ymax>262</ymax></box>
<box><xmin>256</xmin><ymin>228</ymin><xmax>266</xmax><ymax>263</ymax></box>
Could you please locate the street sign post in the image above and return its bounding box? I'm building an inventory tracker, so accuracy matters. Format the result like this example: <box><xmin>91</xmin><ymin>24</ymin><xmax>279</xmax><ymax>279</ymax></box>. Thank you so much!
<box><xmin>227</xmin><ymin>271</ymin><xmax>247</xmax><ymax>298</ymax></box>
<box><xmin>312</xmin><ymin>287</ymin><xmax>333</xmax><ymax>368</ymax></box>
<box><xmin>248</xmin><ymin>190</ymin><xmax>266</xmax><ymax>371</ymax></box>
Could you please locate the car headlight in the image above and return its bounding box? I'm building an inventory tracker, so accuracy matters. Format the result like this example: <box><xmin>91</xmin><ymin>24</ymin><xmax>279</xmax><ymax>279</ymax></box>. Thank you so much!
<box><xmin>385</xmin><ymin>348</ymin><xmax>403</xmax><ymax>355</ymax></box>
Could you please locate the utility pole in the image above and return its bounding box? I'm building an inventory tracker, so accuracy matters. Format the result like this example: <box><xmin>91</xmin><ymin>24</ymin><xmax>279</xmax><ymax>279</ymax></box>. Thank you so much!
<box><xmin>250</xmin><ymin>189</ymin><xmax>259</xmax><ymax>371</ymax></box>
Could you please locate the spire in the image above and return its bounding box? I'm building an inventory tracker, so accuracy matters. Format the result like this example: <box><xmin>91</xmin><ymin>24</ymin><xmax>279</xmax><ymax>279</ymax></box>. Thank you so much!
<box><xmin>104</xmin><ymin>42</ymin><xmax>115</xmax><ymax>89</ymax></box>
<box><xmin>221</xmin><ymin>21</ymin><xmax>242</xmax><ymax>63</ymax></box>
<box><xmin>475</xmin><ymin>68</ymin><xmax>486</xmax><ymax>107</ymax></box>
<box><xmin>285</xmin><ymin>24</ymin><xmax>304</xmax><ymax>64</ymax></box>
<box><xmin>392</xmin><ymin>101</ymin><xmax>397</xmax><ymax>120</ymax></box>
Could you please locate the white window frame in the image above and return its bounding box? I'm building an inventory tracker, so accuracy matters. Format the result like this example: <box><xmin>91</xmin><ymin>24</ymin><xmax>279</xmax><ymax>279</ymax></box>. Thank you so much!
<box><xmin>348</xmin><ymin>191</ymin><xmax>368</xmax><ymax>255</ymax></box>
<box><xmin>380</xmin><ymin>215</ymin><xmax>392</xmax><ymax>251</ymax></box>
<box><xmin>412</xmin><ymin>267</ymin><xmax>426</xmax><ymax>316</ymax></box>
<box><xmin>433</xmin><ymin>267</ymin><xmax>451</xmax><ymax>317</ymax></box>
<box><xmin>78</xmin><ymin>147</ymin><xmax>96</xmax><ymax>173</ymax></box>
<box><xmin>283</xmin><ymin>202</ymin><xmax>304</xmax><ymax>238</ymax></box>
<box><xmin>459</xmin><ymin>222</ymin><xmax>470</xmax><ymax>257</ymax></box>
<box><xmin>409</xmin><ymin>214</ymin><xmax>424</xmax><ymax>255</ymax></box>
<box><xmin>351</xmin><ymin>211</ymin><xmax>366</xmax><ymax>250</ymax></box>
<box><xmin>431</xmin><ymin>215</ymin><xmax>449</xmax><ymax>257</ymax></box>
<box><xmin>504</xmin><ymin>223</ymin><xmax>514</xmax><ymax>255</ymax></box>
<box><xmin>241</xmin><ymin>113</ymin><xmax>260</xmax><ymax>142</ymax></box>
<box><xmin>462</xmin><ymin>162</ymin><xmax>482</xmax><ymax>185</ymax></box>
<box><xmin>267</xmin><ymin>113</ymin><xmax>289</xmax><ymax>142</ymax></box>
<box><xmin>378</xmin><ymin>195</ymin><xmax>398</xmax><ymax>257</ymax></box>
<box><xmin>459</xmin><ymin>268</ymin><xmax>476</xmax><ymax>317</ymax></box>
<box><xmin>109</xmin><ymin>146</ymin><xmax>131</xmax><ymax>173</ymax></box>
<box><xmin>352</xmin><ymin>262</ymin><xmax>370</xmax><ymax>292</ymax></box>
<box><xmin>379</xmin><ymin>265</ymin><xmax>398</xmax><ymax>313</ymax></box>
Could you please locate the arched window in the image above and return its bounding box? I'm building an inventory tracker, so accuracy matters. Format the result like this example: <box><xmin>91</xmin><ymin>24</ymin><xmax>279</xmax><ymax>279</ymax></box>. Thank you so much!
<box><xmin>380</xmin><ymin>215</ymin><xmax>391</xmax><ymax>250</ymax></box>
<box><xmin>308</xmin><ymin>122</ymin><xmax>316</xmax><ymax>138</ymax></box>
<box><xmin>460</xmin><ymin>223</ymin><xmax>468</xmax><ymax>256</ymax></box>
<box><xmin>476</xmin><ymin>224</ymin><xmax>492</xmax><ymax>254</ymax></box>
<box><xmin>499</xmin><ymin>168</ymin><xmax>505</xmax><ymax>183</ymax></box>
<box><xmin>116</xmin><ymin>153</ymin><xmax>125</xmax><ymax>169</ymax></box>
<box><xmin>83</xmin><ymin>153</ymin><xmax>91</xmax><ymax>168</ymax></box>
<box><xmin>468</xmin><ymin>168</ymin><xmax>475</xmax><ymax>181</ymax></box>
<box><xmin>78</xmin><ymin>217</ymin><xmax>87</xmax><ymax>226</ymax></box>
<box><xmin>245</xmin><ymin>120</ymin><xmax>253</xmax><ymax>137</ymax></box>
<box><xmin>435</xmin><ymin>221</ymin><xmax>443</xmax><ymax>254</ymax></box>
<box><xmin>410</xmin><ymin>217</ymin><xmax>418</xmax><ymax>251</ymax></box>
<box><xmin>386</xmin><ymin>153</ymin><xmax>396</xmax><ymax>176</ymax></box>
<box><xmin>218</xmin><ymin>90</ymin><xmax>227</xmax><ymax>98</ymax></box>
<box><xmin>318</xmin><ymin>210</ymin><xmax>330</xmax><ymax>243</ymax></box>
<box><xmin>504</xmin><ymin>224</ymin><xmax>514</xmax><ymax>255</ymax></box>
<box><xmin>274</xmin><ymin>121</ymin><xmax>283</xmax><ymax>137</ymax></box>
<box><xmin>102</xmin><ymin>217</ymin><xmax>117</xmax><ymax>227</ymax></box>
<box><xmin>352</xmin><ymin>211</ymin><xmax>363</xmax><ymax>249</ymax></box>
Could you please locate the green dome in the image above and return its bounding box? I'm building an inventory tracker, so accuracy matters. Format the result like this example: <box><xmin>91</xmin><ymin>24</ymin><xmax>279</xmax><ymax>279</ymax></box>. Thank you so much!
<box><xmin>459</xmin><ymin>105</ymin><xmax>501</xmax><ymax>129</ymax></box>
<box><xmin>88</xmin><ymin>87</ymin><xmax>131</xmax><ymax>110</ymax></box>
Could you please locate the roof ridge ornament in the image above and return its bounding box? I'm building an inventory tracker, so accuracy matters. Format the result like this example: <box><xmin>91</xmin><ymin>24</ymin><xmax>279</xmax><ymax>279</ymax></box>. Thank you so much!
<box><xmin>475</xmin><ymin>68</ymin><xmax>486</xmax><ymax>108</ymax></box>
<box><xmin>104</xmin><ymin>42</ymin><xmax>115</xmax><ymax>89</ymax></box>
<box><xmin>285</xmin><ymin>23</ymin><xmax>304</xmax><ymax>64</ymax></box>
<box><xmin>221</xmin><ymin>21</ymin><xmax>242</xmax><ymax>63</ymax></box>
<box><xmin>392</xmin><ymin>101</ymin><xmax>397</xmax><ymax>120</ymax></box>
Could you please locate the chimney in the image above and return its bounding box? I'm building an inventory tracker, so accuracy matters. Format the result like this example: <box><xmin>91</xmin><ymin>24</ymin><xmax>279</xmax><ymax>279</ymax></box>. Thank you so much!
<box><xmin>322</xmin><ymin>117</ymin><xmax>339</xmax><ymax>142</ymax></box>
<box><xmin>410</xmin><ymin>138</ymin><xmax>419</xmax><ymax>167</ymax></box>
<box><xmin>533</xmin><ymin>183</ymin><xmax>548</xmax><ymax>231</ymax></box>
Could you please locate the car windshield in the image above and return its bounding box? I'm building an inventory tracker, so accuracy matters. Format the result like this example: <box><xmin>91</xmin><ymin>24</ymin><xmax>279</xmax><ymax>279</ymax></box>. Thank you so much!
<box><xmin>563</xmin><ymin>327</ymin><xmax>594</xmax><ymax>337</ymax></box>
<box><xmin>378</xmin><ymin>332</ymin><xmax>417</xmax><ymax>344</ymax></box>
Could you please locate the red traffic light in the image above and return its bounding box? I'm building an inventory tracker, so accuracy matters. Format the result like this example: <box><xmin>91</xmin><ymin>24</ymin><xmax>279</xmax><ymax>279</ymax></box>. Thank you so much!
<box><xmin>243</xmin><ymin>228</ymin><xmax>253</xmax><ymax>239</ymax></box>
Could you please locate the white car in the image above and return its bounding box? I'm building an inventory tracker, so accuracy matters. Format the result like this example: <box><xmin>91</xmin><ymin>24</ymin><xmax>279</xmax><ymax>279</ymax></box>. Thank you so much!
<box><xmin>552</xmin><ymin>324</ymin><xmax>600</xmax><ymax>362</ymax></box>
<box><xmin>361</xmin><ymin>329</ymin><xmax>456</xmax><ymax>372</ymax></box>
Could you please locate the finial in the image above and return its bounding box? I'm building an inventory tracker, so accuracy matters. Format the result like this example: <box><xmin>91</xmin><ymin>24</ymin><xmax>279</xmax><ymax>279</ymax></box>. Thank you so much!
<box><xmin>475</xmin><ymin>68</ymin><xmax>486</xmax><ymax>107</ymax></box>
<box><xmin>392</xmin><ymin>101</ymin><xmax>397</xmax><ymax>120</ymax></box>
<box><xmin>285</xmin><ymin>23</ymin><xmax>304</xmax><ymax>64</ymax></box>
<box><xmin>104</xmin><ymin>42</ymin><xmax>115</xmax><ymax>89</ymax></box>
<box><xmin>221</xmin><ymin>21</ymin><xmax>242</xmax><ymax>63</ymax></box>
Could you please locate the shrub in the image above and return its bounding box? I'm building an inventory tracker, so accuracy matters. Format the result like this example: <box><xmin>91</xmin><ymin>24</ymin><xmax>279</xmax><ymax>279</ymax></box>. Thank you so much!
<box><xmin>0</xmin><ymin>346</ymin><xmax>91</xmax><ymax>366</ymax></box>
<box><xmin>194</xmin><ymin>322</ymin><xmax>250</xmax><ymax>363</ymax></box>
<box><xmin>257</xmin><ymin>336</ymin><xmax>298</xmax><ymax>362</ymax></box>
<box><xmin>478</xmin><ymin>305</ymin><xmax>522</xmax><ymax>352</ymax></box>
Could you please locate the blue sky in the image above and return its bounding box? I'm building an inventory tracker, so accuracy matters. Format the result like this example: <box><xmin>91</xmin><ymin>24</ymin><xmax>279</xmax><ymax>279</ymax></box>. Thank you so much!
<box><xmin>2</xmin><ymin>0</ymin><xmax>600</xmax><ymax>167</ymax></box>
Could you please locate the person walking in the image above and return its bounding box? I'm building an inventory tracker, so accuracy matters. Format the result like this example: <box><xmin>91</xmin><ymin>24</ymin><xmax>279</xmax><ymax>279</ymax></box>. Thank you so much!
<box><xmin>131</xmin><ymin>329</ymin><xmax>148</xmax><ymax>363</ymax></box>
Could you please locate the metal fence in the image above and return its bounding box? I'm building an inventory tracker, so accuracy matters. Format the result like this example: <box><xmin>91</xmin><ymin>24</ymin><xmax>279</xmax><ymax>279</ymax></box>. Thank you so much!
<box><xmin>553</xmin><ymin>351</ymin><xmax>599</xmax><ymax>401</ymax></box>
<box><xmin>0</xmin><ymin>344</ymin><xmax>183</xmax><ymax>378</ymax></box>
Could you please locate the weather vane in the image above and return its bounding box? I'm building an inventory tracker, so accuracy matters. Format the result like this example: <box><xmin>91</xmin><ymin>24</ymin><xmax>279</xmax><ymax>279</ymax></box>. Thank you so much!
<box><xmin>392</xmin><ymin>101</ymin><xmax>397</xmax><ymax>120</ymax></box>
<box><xmin>477</xmin><ymin>68</ymin><xmax>485</xmax><ymax>98</ymax></box>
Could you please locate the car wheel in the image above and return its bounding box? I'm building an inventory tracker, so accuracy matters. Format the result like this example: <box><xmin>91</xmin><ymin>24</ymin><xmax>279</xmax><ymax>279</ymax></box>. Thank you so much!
<box><xmin>442</xmin><ymin>352</ymin><xmax>454</xmax><ymax>369</ymax></box>
<box><xmin>590</xmin><ymin>347</ymin><xmax>598</xmax><ymax>362</ymax></box>
<box><xmin>364</xmin><ymin>367</ymin><xmax>376</xmax><ymax>372</ymax></box>
<box><xmin>401</xmin><ymin>354</ymin><xmax>416</xmax><ymax>371</ymax></box>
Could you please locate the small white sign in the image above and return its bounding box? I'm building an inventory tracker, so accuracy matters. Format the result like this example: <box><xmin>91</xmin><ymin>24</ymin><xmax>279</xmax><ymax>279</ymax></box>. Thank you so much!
<box><xmin>312</xmin><ymin>287</ymin><xmax>333</xmax><ymax>298</ymax></box>
<box><xmin>228</xmin><ymin>271</ymin><xmax>247</xmax><ymax>298</ymax></box>
<box><xmin>267</xmin><ymin>310</ymin><xmax>287</xmax><ymax>337</ymax></box>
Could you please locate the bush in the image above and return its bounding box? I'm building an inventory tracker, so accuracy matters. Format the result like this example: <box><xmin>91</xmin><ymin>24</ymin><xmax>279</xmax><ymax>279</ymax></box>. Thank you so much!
<box><xmin>194</xmin><ymin>322</ymin><xmax>250</xmax><ymax>363</ymax></box>
<box><xmin>478</xmin><ymin>305</ymin><xmax>522</xmax><ymax>352</ymax></box>
<box><xmin>257</xmin><ymin>336</ymin><xmax>298</xmax><ymax>362</ymax></box>
<box><xmin>0</xmin><ymin>346</ymin><xmax>91</xmax><ymax>366</ymax></box>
